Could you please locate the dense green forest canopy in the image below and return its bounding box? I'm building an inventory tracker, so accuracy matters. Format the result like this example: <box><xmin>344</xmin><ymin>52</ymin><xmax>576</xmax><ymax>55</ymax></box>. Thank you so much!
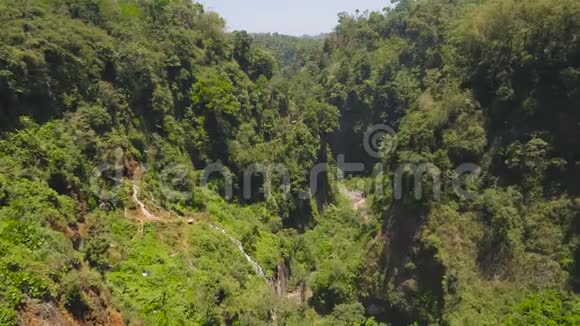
<box><xmin>251</xmin><ymin>33</ymin><xmax>324</xmax><ymax>77</ymax></box>
<box><xmin>0</xmin><ymin>0</ymin><xmax>579</xmax><ymax>325</ymax></box>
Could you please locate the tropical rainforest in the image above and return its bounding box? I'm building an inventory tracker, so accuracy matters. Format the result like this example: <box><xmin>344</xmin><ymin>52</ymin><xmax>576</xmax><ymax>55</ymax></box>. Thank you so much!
<box><xmin>0</xmin><ymin>0</ymin><xmax>579</xmax><ymax>325</ymax></box>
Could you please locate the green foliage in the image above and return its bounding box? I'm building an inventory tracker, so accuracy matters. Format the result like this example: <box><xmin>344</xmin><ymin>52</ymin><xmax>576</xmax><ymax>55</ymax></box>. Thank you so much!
<box><xmin>0</xmin><ymin>0</ymin><xmax>579</xmax><ymax>325</ymax></box>
<box><xmin>504</xmin><ymin>290</ymin><xmax>580</xmax><ymax>326</ymax></box>
<box><xmin>318</xmin><ymin>0</ymin><xmax>580</xmax><ymax>324</ymax></box>
<box><xmin>191</xmin><ymin>69</ymin><xmax>239</xmax><ymax>115</ymax></box>
<box><xmin>474</xmin><ymin>188</ymin><xmax>525</xmax><ymax>259</ymax></box>
<box><xmin>0</xmin><ymin>0</ymin><xmax>343</xmax><ymax>323</ymax></box>
<box><xmin>253</xmin><ymin>33</ymin><xmax>324</xmax><ymax>77</ymax></box>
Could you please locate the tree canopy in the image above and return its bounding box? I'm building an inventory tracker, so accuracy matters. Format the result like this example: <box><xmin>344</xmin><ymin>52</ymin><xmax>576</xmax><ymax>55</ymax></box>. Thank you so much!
<box><xmin>0</xmin><ymin>0</ymin><xmax>579</xmax><ymax>325</ymax></box>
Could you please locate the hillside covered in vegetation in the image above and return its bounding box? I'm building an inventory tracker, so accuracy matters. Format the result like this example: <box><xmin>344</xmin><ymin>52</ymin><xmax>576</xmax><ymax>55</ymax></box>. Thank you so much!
<box><xmin>0</xmin><ymin>0</ymin><xmax>579</xmax><ymax>325</ymax></box>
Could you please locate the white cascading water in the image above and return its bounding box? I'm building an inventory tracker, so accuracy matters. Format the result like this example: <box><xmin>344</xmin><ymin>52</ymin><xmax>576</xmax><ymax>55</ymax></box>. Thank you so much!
<box><xmin>132</xmin><ymin>183</ymin><xmax>156</xmax><ymax>220</ymax></box>
<box><xmin>208</xmin><ymin>224</ymin><xmax>272</xmax><ymax>285</ymax></box>
<box><xmin>132</xmin><ymin>182</ymin><xmax>271</xmax><ymax>284</ymax></box>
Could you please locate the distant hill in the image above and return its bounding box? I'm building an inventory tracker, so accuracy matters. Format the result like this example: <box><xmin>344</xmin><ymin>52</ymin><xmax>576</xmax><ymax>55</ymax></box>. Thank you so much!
<box><xmin>298</xmin><ymin>33</ymin><xmax>330</xmax><ymax>40</ymax></box>
<box><xmin>251</xmin><ymin>33</ymin><xmax>325</xmax><ymax>76</ymax></box>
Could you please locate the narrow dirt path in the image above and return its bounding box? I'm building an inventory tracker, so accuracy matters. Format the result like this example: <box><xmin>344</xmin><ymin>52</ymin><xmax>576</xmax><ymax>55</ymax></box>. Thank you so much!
<box><xmin>343</xmin><ymin>189</ymin><xmax>366</xmax><ymax>211</ymax></box>
<box><xmin>125</xmin><ymin>165</ymin><xmax>271</xmax><ymax>283</ymax></box>
<box><xmin>341</xmin><ymin>186</ymin><xmax>370</xmax><ymax>222</ymax></box>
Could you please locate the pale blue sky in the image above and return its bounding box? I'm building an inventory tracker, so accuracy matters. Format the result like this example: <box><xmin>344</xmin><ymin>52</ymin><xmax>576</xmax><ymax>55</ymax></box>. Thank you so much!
<box><xmin>199</xmin><ymin>1</ymin><xmax>389</xmax><ymax>36</ymax></box>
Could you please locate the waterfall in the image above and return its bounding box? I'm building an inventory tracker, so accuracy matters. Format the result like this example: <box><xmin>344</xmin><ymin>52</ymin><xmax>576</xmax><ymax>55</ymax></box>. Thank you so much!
<box><xmin>130</xmin><ymin>176</ymin><xmax>272</xmax><ymax>285</ymax></box>
<box><xmin>274</xmin><ymin>263</ymin><xmax>288</xmax><ymax>296</ymax></box>
<box><xmin>132</xmin><ymin>183</ymin><xmax>156</xmax><ymax>220</ymax></box>
<box><xmin>208</xmin><ymin>224</ymin><xmax>273</xmax><ymax>285</ymax></box>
